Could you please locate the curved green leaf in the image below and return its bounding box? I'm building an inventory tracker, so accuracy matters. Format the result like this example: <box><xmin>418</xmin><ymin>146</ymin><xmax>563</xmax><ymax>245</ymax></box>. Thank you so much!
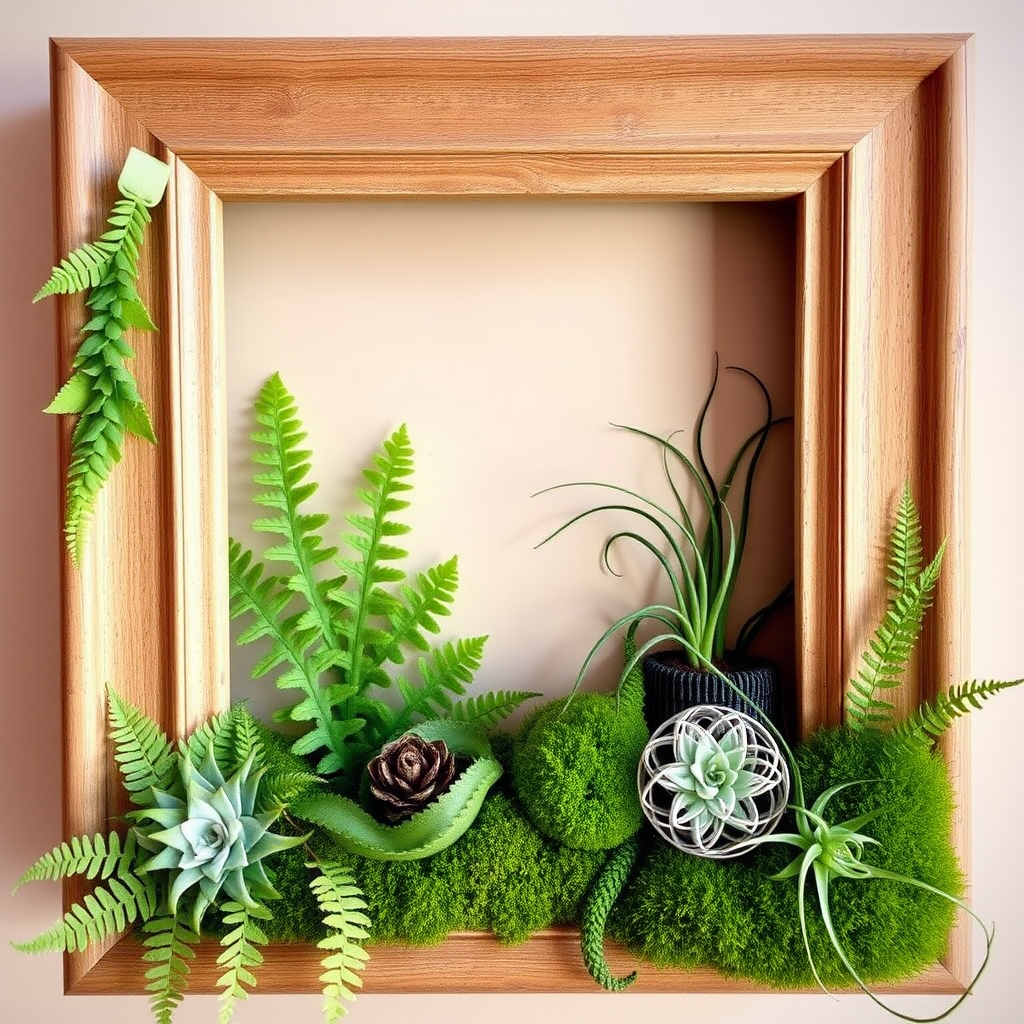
<box><xmin>292</xmin><ymin>755</ymin><xmax>502</xmax><ymax>861</ymax></box>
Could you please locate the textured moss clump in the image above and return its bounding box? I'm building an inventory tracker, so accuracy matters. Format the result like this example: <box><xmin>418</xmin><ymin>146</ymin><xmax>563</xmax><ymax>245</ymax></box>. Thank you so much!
<box><xmin>355</xmin><ymin>790</ymin><xmax>606</xmax><ymax>944</ymax></box>
<box><xmin>262</xmin><ymin>786</ymin><xmax>606</xmax><ymax>946</ymax></box>
<box><xmin>510</xmin><ymin>682</ymin><xmax>648</xmax><ymax>850</ymax></box>
<box><xmin>610</xmin><ymin>727</ymin><xmax>962</xmax><ymax>987</ymax></box>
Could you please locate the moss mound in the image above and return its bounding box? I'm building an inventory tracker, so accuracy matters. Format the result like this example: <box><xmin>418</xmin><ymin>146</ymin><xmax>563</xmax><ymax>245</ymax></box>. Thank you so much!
<box><xmin>263</xmin><ymin>785</ymin><xmax>606</xmax><ymax>946</ymax></box>
<box><xmin>610</xmin><ymin>727</ymin><xmax>962</xmax><ymax>987</ymax></box>
<box><xmin>510</xmin><ymin>687</ymin><xmax>648</xmax><ymax>850</ymax></box>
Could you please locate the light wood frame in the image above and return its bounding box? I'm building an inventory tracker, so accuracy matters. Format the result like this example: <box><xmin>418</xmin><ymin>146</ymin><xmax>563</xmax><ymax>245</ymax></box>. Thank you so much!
<box><xmin>51</xmin><ymin>35</ymin><xmax>970</xmax><ymax>997</ymax></box>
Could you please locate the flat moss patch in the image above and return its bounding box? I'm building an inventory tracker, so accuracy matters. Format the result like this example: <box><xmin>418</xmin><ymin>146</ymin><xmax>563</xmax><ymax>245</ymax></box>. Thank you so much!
<box><xmin>609</xmin><ymin>727</ymin><xmax>962</xmax><ymax>988</ymax></box>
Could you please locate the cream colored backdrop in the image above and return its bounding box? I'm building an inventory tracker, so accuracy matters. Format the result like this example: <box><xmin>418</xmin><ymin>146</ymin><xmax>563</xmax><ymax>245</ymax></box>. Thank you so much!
<box><xmin>2</xmin><ymin>4</ymin><xmax>1022</xmax><ymax>1024</ymax></box>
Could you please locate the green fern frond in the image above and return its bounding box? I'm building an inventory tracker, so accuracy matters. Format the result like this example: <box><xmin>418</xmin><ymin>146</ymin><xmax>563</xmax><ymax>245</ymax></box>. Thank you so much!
<box><xmin>308</xmin><ymin>861</ymin><xmax>371</xmax><ymax>1021</ymax></box>
<box><xmin>886</xmin><ymin>482</ymin><xmax>924</xmax><ymax>593</ymax></box>
<box><xmin>14</xmin><ymin>830</ymin><xmax>136</xmax><ymax>890</ymax></box>
<box><xmin>216</xmin><ymin>901</ymin><xmax>273</xmax><ymax>1024</ymax></box>
<box><xmin>108</xmin><ymin>690</ymin><xmax>176</xmax><ymax>804</ymax></box>
<box><xmin>846</xmin><ymin>489</ymin><xmax>946</xmax><ymax>731</ymax></box>
<box><xmin>390</xmin><ymin>636</ymin><xmax>489</xmax><ymax>734</ymax></box>
<box><xmin>893</xmin><ymin>678</ymin><xmax>1024</xmax><ymax>751</ymax></box>
<box><xmin>376</xmin><ymin>557</ymin><xmax>461</xmax><ymax>663</ymax></box>
<box><xmin>142</xmin><ymin>914</ymin><xmax>200</xmax><ymax>1024</ymax></box>
<box><xmin>332</xmin><ymin>424</ymin><xmax>415</xmax><ymax>696</ymax></box>
<box><xmin>13</xmin><ymin>868</ymin><xmax>157</xmax><ymax>953</ymax></box>
<box><xmin>33</xmin><ymin>197</ymin><xmax>151</xmax><ymax>301</ymax></box>
<box><xmin>581</xmin><ymin>834</ymin><xmax>640</xmax><ymax>991</ymax></box>
<box><xmin>229</xmin><ymin>538</ymin><xmax>347</xmax><ymax>771</ymax></box>
<box><xmin>183</xmin><ymin>704</ymin><xmax>263</xmax><ymax>775</ymax></box>
<box><xmin>448</xmin><ymin>689</ymin><xmax>541</xmax><ymax>728</ymax></box>
<box><xmin>250</xmin><ymin>374</ymin><xmax>346</xmax><ymax>647</ymax></box>
<box><xmin>37</xmin><ymin>188</ymin><xmax>162</xmax><ymax>565</ymax></box>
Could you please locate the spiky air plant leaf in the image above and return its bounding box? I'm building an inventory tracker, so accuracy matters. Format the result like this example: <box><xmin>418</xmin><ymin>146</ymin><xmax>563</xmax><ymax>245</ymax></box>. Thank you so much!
<box><xmin>535</xmin><ymin>355</ymin><xmax>792</xmax><ymax>673</ymax></box>
<box><xmin>132</xmin><ymin>741</ymin><xmax>307</xmax><ymax>933</ymax></box>
<box><xmin>36</xmin><ymin>148</ymin><xmax>171</xmax><ymax>565</ymax></box>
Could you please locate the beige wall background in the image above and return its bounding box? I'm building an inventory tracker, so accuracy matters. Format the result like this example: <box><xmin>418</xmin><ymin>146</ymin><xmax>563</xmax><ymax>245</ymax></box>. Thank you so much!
<box><xmin>2</xmin><ymin>3</ymin><xmax>1022</xmax><ymax>1023</ymax></box>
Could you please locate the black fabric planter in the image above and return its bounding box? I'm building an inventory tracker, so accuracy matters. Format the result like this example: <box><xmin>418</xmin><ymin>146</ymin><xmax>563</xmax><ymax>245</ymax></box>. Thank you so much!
<box><xmin>641</xmin><ymin>650</ymin><xmax>779</xmax><ymax>733</ymax></box>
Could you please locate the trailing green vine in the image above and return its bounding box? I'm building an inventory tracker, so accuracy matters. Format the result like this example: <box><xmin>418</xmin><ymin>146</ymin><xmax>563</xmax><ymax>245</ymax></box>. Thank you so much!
<box><xmin>36</xmin><ymin>148</ymin><xmax>171</xmax><ymax>565</ymax></box>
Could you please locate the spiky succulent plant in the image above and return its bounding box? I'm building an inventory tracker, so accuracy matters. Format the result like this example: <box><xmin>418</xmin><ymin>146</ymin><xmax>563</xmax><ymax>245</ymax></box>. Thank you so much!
<box><xmin>133</xmin><ymin>742</ymin><xmax>306</xmax><ymax>932</ymax></box>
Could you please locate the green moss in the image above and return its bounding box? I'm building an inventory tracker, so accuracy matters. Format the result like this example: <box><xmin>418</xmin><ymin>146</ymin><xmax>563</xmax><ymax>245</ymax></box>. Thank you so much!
<box><xmin>354</xmin><ymin>790</ymin><xmax>606</xmax><ymax>944</ymax></box>
<box><xmin>610</xmin><ymin>727</ymin><xmax>962</xmax><ymax>987</ymax></box>
<box><xmin>510</xmin><ymin>690</ymin><xmax>648</xmax><ymax>850</ymax></box>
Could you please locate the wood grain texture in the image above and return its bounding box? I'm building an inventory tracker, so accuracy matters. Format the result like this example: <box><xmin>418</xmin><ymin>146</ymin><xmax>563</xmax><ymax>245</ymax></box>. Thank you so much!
<box><xmin>72</xmin><ymin>930</ymin><xmax>963</xmax><ymax>997</ymax></box>
<box><xmin>48</xmin><ymin>35</ymin><xmax>971</xmax><ymax>996</ymax></box>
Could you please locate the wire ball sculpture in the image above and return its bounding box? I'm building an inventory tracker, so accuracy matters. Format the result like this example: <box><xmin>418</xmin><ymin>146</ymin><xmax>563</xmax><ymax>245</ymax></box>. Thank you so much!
<box><xmin>637</xmin><ymin>704</ymin><xmax>790</xmax><ymax>859</ymax></box>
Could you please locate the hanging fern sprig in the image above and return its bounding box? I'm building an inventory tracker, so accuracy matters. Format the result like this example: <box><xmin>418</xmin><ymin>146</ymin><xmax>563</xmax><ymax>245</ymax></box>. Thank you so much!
<box><xmin>307</xmin><ymin>860</ymin><xmax>371</xmax><ymax>1022</ymax></box>
<box><xmin>37</xmin><ymin>148</ymin><xmax>171</xmax><ymax>565</ymax></box>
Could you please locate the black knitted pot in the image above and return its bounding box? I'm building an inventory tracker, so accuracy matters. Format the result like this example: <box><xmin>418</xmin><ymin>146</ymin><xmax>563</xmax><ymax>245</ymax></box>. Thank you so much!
<box><xmin>641</xmin><ymin>650</ymin><xmax>779</xmax><ymax>733</ymax></box>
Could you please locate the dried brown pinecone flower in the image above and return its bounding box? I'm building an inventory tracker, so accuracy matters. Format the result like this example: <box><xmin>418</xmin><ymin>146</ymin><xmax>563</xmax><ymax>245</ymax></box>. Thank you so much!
<box><xmin>367</xmin><ymin>733</ymin><xmax>457</xmax><ymax>823</ymax></box>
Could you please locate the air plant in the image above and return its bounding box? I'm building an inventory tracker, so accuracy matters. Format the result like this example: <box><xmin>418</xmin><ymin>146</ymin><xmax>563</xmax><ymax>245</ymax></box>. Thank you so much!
<box><xmin>617</xmin><ymin>486</ymin><xmax>1020</xmax><ymax>1021</ymax></box>
<box><xmin>536</xmin><ymin>355</ymin><xmax>792</xmax><ymax>681</ymax></box>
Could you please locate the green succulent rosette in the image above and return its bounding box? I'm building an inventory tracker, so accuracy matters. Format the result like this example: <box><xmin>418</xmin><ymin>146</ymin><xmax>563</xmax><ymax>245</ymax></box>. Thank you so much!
<box><xmin>132</xmin><ymin>741</ymin><xmax>306</xmax><ymax>931</ymax></box>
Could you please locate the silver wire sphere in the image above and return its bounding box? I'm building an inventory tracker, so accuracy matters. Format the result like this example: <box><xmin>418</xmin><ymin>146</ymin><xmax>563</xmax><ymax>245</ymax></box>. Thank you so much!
<box><xmin>637</xmin><ymin>704</ymin><xmax>790</xmax><ymax>859</ymax></box>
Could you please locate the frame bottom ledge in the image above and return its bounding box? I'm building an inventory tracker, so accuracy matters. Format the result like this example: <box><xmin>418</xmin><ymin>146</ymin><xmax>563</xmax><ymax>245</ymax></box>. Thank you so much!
<box><xmin>66</xmin><ymin>927</ymin><xmax>965</xmax><ymax>996</ymax></box>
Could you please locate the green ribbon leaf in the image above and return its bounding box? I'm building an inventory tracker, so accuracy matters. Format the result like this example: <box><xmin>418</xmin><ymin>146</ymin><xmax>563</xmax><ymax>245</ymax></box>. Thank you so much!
<box><xmin>292</xmin><ymin>754</ymin><xmax>502</xmax><ymax>861</ymax></box>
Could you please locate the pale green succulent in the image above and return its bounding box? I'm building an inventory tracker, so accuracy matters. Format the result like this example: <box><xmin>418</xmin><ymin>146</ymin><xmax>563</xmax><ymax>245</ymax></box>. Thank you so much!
<box><xmin>639</xmin><ymin>706</ymin><xmax>788</xmax><ymax>855</ymax></box>
<box><xmin>133</xmin><ymin>743</ymin><xmax>305</xmax><ymax>930</ymax></box>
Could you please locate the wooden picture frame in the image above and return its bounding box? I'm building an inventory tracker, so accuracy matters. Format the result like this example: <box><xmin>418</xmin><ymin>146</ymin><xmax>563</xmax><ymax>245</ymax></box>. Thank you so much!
<box><xmin>51</xmin><ymin>35</ymin><xmax>970</xmax><ymax>996</ymax></box>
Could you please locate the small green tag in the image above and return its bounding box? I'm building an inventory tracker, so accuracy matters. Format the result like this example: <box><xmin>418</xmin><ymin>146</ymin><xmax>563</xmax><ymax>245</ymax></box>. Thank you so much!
<box><xmin>117</xmin><ymin>148</ymin><xmax>171</xmax><ymax>208</ymax></box>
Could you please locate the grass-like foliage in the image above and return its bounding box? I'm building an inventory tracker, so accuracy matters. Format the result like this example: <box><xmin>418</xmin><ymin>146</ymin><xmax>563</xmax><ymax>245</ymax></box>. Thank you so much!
<box><xmin>846</xmin><ymin>484</ymin><xmax>945</xmax><ymax>731</ymax></box>
<box><xmin>37</xmin><ymin>191</ymin><xmax>162</xmax><ymax>565</ymax></box>
<box><xmin>229</xmin><ymin>374</ymin><xmax>535</xmax><ymax>789</ymax></box>
<box><xmin>536</xmin><ymin>355</ymin><xmax>792</xmax><ymax>673</ymax></box>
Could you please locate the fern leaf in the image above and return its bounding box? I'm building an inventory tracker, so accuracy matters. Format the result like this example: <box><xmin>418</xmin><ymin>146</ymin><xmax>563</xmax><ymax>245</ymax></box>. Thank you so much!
<box><xmin>32</xmin><ymin>196</ymin><xmax>150</xmax><ymax>301</ymax></box>
<box><xmin>846</xmin><ymin>488</ymin><xmax>946</xmax><ymax>731</ymax></box>
<box><xmin>216</xmin><ymin>901</ymin><xmax>272</xmax><ymax>1024</ymax></box>
<box><xmin>14</xmin><ymin>830</ymin><xmax>136</xmax><ymax>890</ymax></box>
<box><xmin>142</xmin><ymin>914</ymin><xmax>200</xmax><ymax>1024</ymax></box>
<box><xmin>387</xmin><ymin>637</ymin><xmax>488</xmax><ymax>735</ymax></box>
<box><xmin>893</xmin><ymin>678</ymin><xmax>1024</xmax><ymax>750</ymax></box>
<box><xmin>184</xmin><ymin>704</ymin><xmax>262</xmax><ymax>775</ymax></box>
<box><xmin>108</xmin><ymin>690</ymin><xmax>176</xmax><ymax>804</ymax></box>
<box><xmin>308</xmin><ymin>861</ymin><xmax>370</xmax><ymax>1021</ymax></box>
<box><xmin>448</xmin><ymin>689</ymin><xmax>541</xmax><ymax>728</ymax></box>
<box><xmin>44</xmin><ymin>195</ymin><xmax>159</xmax><ymax>564</ymax></box>
<box><xmin>13</xmin><ymin>867</ymin><xmax>156</xmax><ymax>953</ymax></box>
<box><xmin>333</xmin><ymin>425</ymin><xmax>415</xmax><ymax>697</ymax></box>
<box><xmin>250</xmin><ymin>373</ymin><xmax>345</xmax><ymax>646</ymax></box>
<box><xmin>377</xmin><ymin>557</ymin><xmax>461</xmax><ymax>663</ymax></box>
<box><xmin>581</xmin><ymin>834</ymin><xmax>640</xmax><ymax>991</ymax></box>
<box><xmin>230</xmin><ymin>538</ymin><xmax>351</xmax><ymax>770</ymax></box>
<box><xmin>886</xmin><ymin>482</ymin><xmax>924</xmax><ymax>592</ymax></box>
